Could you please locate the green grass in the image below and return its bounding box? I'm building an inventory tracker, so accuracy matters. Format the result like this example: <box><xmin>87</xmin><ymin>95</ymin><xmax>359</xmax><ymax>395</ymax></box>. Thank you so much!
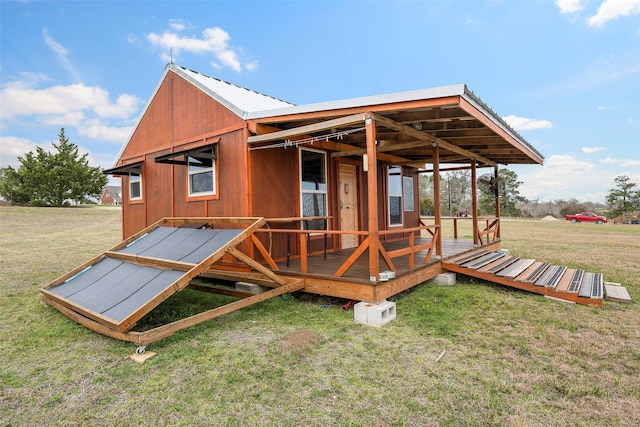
<box><xmin>1</xmin><ymin>206</ymin><xmax>638</xmax><ymax>426</ymax></box>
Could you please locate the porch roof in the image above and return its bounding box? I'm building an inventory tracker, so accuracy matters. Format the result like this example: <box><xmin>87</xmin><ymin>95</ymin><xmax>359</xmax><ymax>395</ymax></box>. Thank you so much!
<box><xmin>247</xmin><ymin>84</ymin><xmax>544</xmax><ymax>167</ymax></box>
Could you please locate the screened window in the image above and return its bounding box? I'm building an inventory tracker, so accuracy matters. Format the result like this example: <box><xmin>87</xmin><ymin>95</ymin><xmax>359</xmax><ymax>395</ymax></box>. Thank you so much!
<box><xmin>388</xmin><ymin>166</ymin><xmax>403</xmax><ymax>226</ymax></box>
<box><xmin>188</xmin><ymin>153</ymin><xmax>215</xmax><ymax>196</ymax></box>
<box><xmin>300</xmin><ymin>149</ymin><xmax>327</xmax><ymax>230</ymax></box>
<box><xmin>129</xmin><ymin>173</ymin><xmax>142</xmax><ymax>200</ymax></box>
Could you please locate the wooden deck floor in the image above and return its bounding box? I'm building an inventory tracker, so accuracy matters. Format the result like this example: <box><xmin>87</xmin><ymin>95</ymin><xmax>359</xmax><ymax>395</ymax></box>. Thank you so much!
<box><xmin>274</xmin><ymin>237</ymin><xmax>480</xmax><ymax>284</ymax></box>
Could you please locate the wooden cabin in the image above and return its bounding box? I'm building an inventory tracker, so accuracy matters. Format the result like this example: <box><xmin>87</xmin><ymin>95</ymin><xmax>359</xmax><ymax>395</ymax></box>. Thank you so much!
<box><xmin>104</xmin><ymin>63</ymin><xmax>544</xmax><ymax>305</ymax></box>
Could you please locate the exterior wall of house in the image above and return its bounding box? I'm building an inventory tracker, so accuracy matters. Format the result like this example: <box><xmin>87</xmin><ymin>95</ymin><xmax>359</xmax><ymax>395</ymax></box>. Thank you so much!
<box><xmin>100</xmin><ymin>189</ymin><xmax>115</xmax><ymax>205</ymax></box>
<box><xmin>248</xmin><ymin>145</ymin><xmax>422</xmax><ymax>260</ymax></box>
<box><xmin>118</xmin><ymin>70</ymin><xmax>249</xmax><ymax>238</ymax></box>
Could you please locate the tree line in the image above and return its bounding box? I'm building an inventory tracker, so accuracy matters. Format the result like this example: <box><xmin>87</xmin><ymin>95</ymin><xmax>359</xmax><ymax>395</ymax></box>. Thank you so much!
<box><xmin>419</xmin><ymin>168</ymin><xmax>639</xmax><ymax>219</ymax></box>
<box><xmin>1</xmin><ymin>128</ymin><xmax>638</xmax><ymax>217</ymax></box>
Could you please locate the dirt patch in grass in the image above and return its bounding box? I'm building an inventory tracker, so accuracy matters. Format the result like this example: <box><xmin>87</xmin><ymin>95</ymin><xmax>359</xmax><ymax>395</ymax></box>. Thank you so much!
<box><xmin>284</xmin><ymin>328</ymin><xmax>320</xmax><ymax>355</ymax></box>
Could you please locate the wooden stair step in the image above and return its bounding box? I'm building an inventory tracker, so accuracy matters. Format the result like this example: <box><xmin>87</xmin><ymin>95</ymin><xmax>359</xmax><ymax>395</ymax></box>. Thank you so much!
<box><xmin>461</xmin><ymin>251</ymin><xmax>507</xmax><ymax>269</ymax></box>
<box><xmin>484</xmin><ymin>255</ymin><xmax>520</xmax><ymax>274</ymax></box>
<box><xmin>514</xmin><ymin>261</ymin><xmax>549</xmax><ymax>283</ymax></box>
<box><xmin>477</xmin><ymin>255</ymin><xmax>514</xmax><ymax>273</ymax></box>
<box><xmin>554</xmin><ymin>268</ymin><xmax>576</xmax><ymax>293</ymax></box>
<box><xmin>567</xmin><ymin>269</ymin><xmax>584</xmax><ymax>293</ymax></box>
<box><xmin>496</xmin><ymin>259</ymin><xmax>535</xmax><ymax>278</ymax></box>
<box><xmin>578</xmin><ymin>272</ymin><xmax>603</xmax><ymax>299</ymax></box>
<box><xmin>534</xmin><ymin>265</ymin><xmax>567</xmax><ymax>288</ymax></box>
<box><xmin>591</xmin><ymin>274</ymin><xmax>603</xmax><ymax>299</ymax></box>
<box><xmin>448</xmin><ymin>249</ymin><xmax>490</xmax><ymax>265</ymax></box>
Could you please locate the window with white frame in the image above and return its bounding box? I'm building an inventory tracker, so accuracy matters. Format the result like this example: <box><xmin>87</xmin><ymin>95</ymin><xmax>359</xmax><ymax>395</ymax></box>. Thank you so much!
<box><xmin>388</xmin><ymin>166</ymin><xmax>403</xmax><ymax>226</ymax></box>
<box><xmin>300</xmin><ymin>148</ymin><xmax>327</xmax><ymax>230</ymax></box>
<box><xmin>129</xmin><ymin>172</ymin><xmax>142</xmax><ymax>201</ymax></box>
<box><xmin>188</xmin><ymin>152</ymin><xmax>215</xmax><ymax>196</ymax></box>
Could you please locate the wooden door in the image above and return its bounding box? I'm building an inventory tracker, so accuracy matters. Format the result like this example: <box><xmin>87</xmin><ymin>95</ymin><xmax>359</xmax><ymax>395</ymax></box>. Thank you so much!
<box><xmin>339</xmin><ymin>163</ymin><xmax>359</xmax><ymax>249</ymax></box>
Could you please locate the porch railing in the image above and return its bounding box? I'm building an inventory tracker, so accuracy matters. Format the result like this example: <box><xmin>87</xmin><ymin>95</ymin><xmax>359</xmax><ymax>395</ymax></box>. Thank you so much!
<box><xmin>421</xmin><ymin>216</ymin><xmax>500</xmax><ymax>245</ymax></box>
<box><xmin>476</xmin><ymin>217</ymin><xmax>500</xmax><ymax>244</ymax></box>
<box><xmin>252</xmin><ymin>220</ymin><xmax>440</xmax><ymax>280</ymax></box>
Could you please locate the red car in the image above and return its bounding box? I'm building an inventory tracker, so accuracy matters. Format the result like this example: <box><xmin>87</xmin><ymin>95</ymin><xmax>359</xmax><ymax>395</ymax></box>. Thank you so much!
<box><xmin>565</xmin><ymin>212</ymin><xmax>608</xmax><ymax>224</ymax></box>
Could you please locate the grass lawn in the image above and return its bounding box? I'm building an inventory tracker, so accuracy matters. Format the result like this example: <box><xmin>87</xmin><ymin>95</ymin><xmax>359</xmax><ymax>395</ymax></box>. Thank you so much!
<box><xmin>1</xmin><ymin>206</ymin><xmax>638</xmax><ymax>426</ymax></box>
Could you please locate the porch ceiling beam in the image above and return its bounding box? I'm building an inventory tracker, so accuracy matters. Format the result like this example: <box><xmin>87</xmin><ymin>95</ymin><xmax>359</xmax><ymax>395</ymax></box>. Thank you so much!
<box><xmin>371</xmin><ymin>113</ymin><xmax>497</xmax><ymax>167</ymax></box>
<box><xmin>324</xmin><ymin>141</ymin><xmax>411</xmax><ymax>163</ymax></box>
<box><xmin>247</xmin><ymin>113</ymin><xmax>367</xmax><ymax>144</ymax></box>
<box><xmin>330</xmin><ymin>139</ymin><xmax>430</xmax><ymax>157</ymax></box>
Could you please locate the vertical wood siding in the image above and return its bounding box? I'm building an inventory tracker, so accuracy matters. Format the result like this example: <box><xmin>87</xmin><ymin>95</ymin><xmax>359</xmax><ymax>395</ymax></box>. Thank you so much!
<box><xmin>118</xmin><ymin>71</ymin><xmax>248</xmax><ymax>238</ymax></box>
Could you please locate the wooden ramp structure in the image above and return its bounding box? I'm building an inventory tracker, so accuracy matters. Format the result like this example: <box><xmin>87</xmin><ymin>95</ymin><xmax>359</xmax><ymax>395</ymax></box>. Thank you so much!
<box><xmin>442</xmin><ymin>249</ymin><xmax>603</xmax><ymax>307</ymax></box>
<box><xmin>41</xmin><ymin>217</ymin><xmax>304</xmax><ymax>348</ymax></box>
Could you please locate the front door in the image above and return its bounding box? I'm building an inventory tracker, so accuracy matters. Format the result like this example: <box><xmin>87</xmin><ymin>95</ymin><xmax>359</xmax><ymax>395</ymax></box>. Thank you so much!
<box><xmin>339</xmin><ymin>163</ymin><xmax>359</xmax><ymax>249</ymax></box>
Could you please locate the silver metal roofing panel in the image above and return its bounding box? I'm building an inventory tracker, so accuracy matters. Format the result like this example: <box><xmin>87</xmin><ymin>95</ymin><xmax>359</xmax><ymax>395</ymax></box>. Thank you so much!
<box><xmin>172</xmin><ymin>65</ymin><xmax>294</xmax><ymax>117</ymax></box>
<box><xmin>246</xmin><ymin>84</ymin><xmax>467</xmax><ymax>120</ymax></box>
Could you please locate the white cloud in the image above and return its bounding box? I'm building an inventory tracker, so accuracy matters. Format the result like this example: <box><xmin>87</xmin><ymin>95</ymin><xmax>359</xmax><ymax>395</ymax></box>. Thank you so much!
<box><xmin>582</xmin><ymin>146</ymin><xmax>607</xmax><ymax>153</ymax></box>
<box><xmin>169</xmin><ymin>19</ymin><xmax>188</xmax><ymax>31</ymax></box>
<box><xmin>556</xmin><ymin>0</ymin><xmax>585</xmax><ymax>14</ymax></box>
<box><xmin>0</xmin><ymin>134</ymin><xmax>117</xmax><ymax>170</ymax></box>
<box><xmin>245</xmin><ymin>61</ymin><xmax>258</xmax><ymax>71</ymax></box>
<box><xmin>600</xmin><ymin>157</ymin><xmax>640</xmax><ymax>167</ymax></box>
<box><xmin>514</xmin><ymin>155</ymin><xmax>606</xmax><ymax>202</ymax></box>
<box><xmin>42</xmin><ymin>28</ymin><xmax>69</xmax><ymax>55</ymax></box>
<box><xmin>78</xmin><ymin>121</ymin><xmax>133</xmax><ymax>143</ymax></box>
<box><xmin>147</xmin><ymin>24</ymin><xmax>248</xmax><ymax>73</ymax></box>
<box><xmin>588</xmin><ymin>0</ymin><xmax>640</xmax><ymax>27</ymax></box>
<box><xmin>42</xmin><ymin>28</ymin><xmax>81</xmax><ymax>82</ymax></box>
<box><xmin>0</xmin><ymin>136</ymin><xmax>45</xmax><ymax>168</ymax></box>
<box><xmin>514</xmin><ymin>153</ymin><xmax>640</xmax><ymax>202</ymax></box>
<box><xmin>0</xmin><ymin>78</ymin><xmax>142</xmax><ymax>122</ymax></box>
<box><xmin>502</xmin><ymin>114</ymin><xmax>553</xmax><ymax>131</ymax></box>
<box><xmin>0</xmin><ymin>75</ymin><xmax>142</xmax><ymax>167</ymax></box>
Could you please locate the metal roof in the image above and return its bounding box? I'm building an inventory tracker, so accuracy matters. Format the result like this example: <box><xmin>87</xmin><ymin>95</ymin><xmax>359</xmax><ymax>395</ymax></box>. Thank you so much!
<box><xmin>247</xmin><ymin>84</ymin><xmax>467</xmax><ymax>119</ymax></box>
<box><xmin>246</xmin><ymin>83</ymin><xmax>542</xmax><ymax>163</ymax></box>
<box><xmin>111</xmin><ymin>64</ymin><xmax>544</xmax><ymax>167</ymax></box>
<box><xmin>171</xmin><ymin>65</ymin><xmax>295</xmax><ymax>117</ymax></box>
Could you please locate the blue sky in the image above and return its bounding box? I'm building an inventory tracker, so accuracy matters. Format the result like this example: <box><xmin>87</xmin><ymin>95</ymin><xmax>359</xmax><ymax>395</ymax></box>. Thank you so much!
<box><xmin>1</xmin><ymin>0</ymin><xmax>639</xmax><ymax>203</ymax></box>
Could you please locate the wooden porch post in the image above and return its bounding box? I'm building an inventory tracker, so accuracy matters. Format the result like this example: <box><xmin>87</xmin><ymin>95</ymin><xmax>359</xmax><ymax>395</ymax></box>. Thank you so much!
<box><xmin>494</xmin><ymin>166</ymin><xmax>501</xmax><ymax>239</ymax></box>
<box><xmin>365</xmin><ymin>113</ymin><xmax>380</xmax><ymax>281</ymax></box>
<box><xmin>433</xmin><ymin>145</ymin><xmax>442</xmax><ymax>258</ymax></box>
<box><xmin>471</xmin><ymin>159</ymin><xmax>479</xmax><ymax>245</ymax></box>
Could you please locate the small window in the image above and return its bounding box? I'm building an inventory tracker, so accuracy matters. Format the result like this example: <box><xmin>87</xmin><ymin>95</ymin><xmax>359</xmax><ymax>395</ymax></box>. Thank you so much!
<box><xmin>130</xmin><ymin>173</ymin><xmax>142</xmax><ymax>201</ymax></box>
<box><xmin>188</xmin><ymin>154</ymin><xmax>215</xmax><ymax>196</ymax></box>
<box><xmin>388</xmin><ymin>166</ymin><xmax>403</xmax><ymax>226</ymax></box>
<box><xmin>300</xmin><ymin>148</ymin><xmax>327</xmax><ymax>230</ymax></box>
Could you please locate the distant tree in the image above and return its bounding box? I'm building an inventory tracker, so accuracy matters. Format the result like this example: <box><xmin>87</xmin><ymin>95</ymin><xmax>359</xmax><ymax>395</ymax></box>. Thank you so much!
<box><xmin>479</xmin><ymin>168</ymin><xmax>528</xmax><ymax>216</ymax></box>
<box><xmin>557</xmin><ymin>198</ymin><xmax>588</xmax><ymax>217</ymax></box>
<box><xmin>606</xmin><ymin>175</ymin><xmax>640</xmax><ymax>217</ymax></box>
<box><xmin>0</xmin><ymin>129</ymin><xmax>107</xmax><ymax>206</ymax></box>
<box><xmin>442</xmin><ymin>170</ymin><xmax>471</xmax><ymax>215</ymax></box>
<box><xmin>419</xmin><ymin>173</ymin><xmax>434</xmax><ymax>215</ymax></box>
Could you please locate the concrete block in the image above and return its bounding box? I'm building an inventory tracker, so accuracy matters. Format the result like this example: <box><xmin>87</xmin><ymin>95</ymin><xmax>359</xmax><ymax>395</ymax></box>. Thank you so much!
<box><xmin>354</xmin><ymin>300</ymin><xmax>397</xmax><ymax>327</ymax></box>
<box><xmin>235</xmin><ymin>281</ymin><xmax>269</xmax><ymax>294</ymax></box>
<box><xmin>434</xmin><ymin>272</ymin><xmax>456</xmax><ymax>286</ymax></box>
<box><xmin>354</xmin><ymin>302</ymin><xmax>369</xmax><ymax>323</ymax></box>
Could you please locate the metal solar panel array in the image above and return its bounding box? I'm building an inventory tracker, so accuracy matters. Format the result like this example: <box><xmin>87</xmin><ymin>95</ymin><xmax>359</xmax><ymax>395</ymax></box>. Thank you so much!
<box><xmin>448</xmin><ymin>250</ymin><xmax>604</xmax><ymax>304</ymax></box>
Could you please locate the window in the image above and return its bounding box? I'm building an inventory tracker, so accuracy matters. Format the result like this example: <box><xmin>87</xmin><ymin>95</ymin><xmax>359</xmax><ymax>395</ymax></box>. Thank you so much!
<box><xmin>154</xmin><ymin>143</ymin><xmax>218</xmax><ymax>199</ymax></box>
<box><xmin>300</xmin><ymin>148</ymin><xmax>327</xmax><ymax>230</ymax></box>
<box><xmin>188</xmin><ymin>154</ymin><xmax>215</xmax><ymax>196</ymax></box>
<box><xmin>103</xmin><ymin>162</ymin><xmax>143</xmax><ymax>203</ymax></box>
<box><xmin>388</xmin><ymin>166</ymin><xmax>403</xmax><ymax>226</ymax></box>
<box><xmin>130</xmin><ymin>172</ymin><xmax>142</xmax><ymax>200</ymax></box>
